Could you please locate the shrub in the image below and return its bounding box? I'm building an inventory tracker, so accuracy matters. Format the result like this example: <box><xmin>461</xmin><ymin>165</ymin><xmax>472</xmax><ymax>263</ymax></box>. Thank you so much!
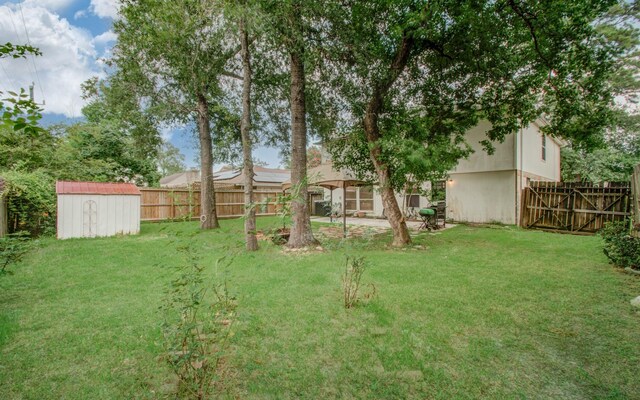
<box><xmin>160</xmin><ymin>242</ymin><xmax>237</xmax><ymax>399</ymax></box>
<box><xmin>342</xmin><ymin>256</ymin><xmax>376</xmax><ymax>308</ymax></box>
<box><xmin>0</xmin><ymin>231</ymin><xmax>32</xmax><ymax>275</ymax></box>
<box><xmin>1</xmin><ymin>170</ymin><xmax>55</xmax><ymax>236</ymax></box>
<box><xmin>600</xmin><ymin>221</ymin><xmax>640</xmax><ymax>270</ymax></box>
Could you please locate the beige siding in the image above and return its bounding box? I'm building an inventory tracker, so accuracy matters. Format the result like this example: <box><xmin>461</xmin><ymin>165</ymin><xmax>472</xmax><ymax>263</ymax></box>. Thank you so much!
<box><xmin>518</xmin><ymin>123</ymin><xmax>561</xmax><ymax>181</ymax></box>
<box><xmin>323</xmin><ymin>182</ymin><xmax>431</xmax><ymax>218</ymax></box>
<box><xmin>452</xmin><ymin>120</ymin><xmax>516</xmax><ymax>174</ymax></box>
<box><xmin>446</xmin><ymin>171</ymin><xmax>517</xmax><ymax>225</ymax></box>
<box><xmin>57</xmin><ymin>194</ymin><xmax>140</xmax><ymax>239</ymax></box>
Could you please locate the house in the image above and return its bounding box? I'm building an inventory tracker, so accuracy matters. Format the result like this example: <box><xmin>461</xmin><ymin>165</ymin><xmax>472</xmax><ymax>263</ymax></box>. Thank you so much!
<box><xmin>317</xmin><ymin>119</ymin><xmax>561</xmax><ymax>225</ymax></box>
<box><xmin>446</xmin><ymin>120</ymin><xmax>561</xmax><ymax>225</ymax></box>
<box><xmin>159</xmin><ymin>166</ymin><xmax>291</xmax><ymax>190</ymax></box>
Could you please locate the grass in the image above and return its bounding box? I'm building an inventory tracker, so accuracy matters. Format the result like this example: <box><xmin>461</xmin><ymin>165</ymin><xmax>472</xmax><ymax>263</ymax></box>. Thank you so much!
<box><xmin>1</xmin><ymin>217</ymin><xmax>639</xmax><ymax>399</ymax></box>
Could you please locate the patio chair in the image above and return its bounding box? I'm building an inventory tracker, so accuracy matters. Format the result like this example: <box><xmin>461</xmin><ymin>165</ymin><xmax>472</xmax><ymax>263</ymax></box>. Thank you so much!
<box><xmin>435</xmin><ymin>201</ymin><xmax>446</xmax><ymax>228</ymax></box>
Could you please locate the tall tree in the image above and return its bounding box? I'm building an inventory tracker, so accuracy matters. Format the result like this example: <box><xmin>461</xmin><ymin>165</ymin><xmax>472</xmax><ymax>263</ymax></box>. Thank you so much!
<box><xmin>114</xmin><ymin>0</ymin><xmax>239</xmax><ymax>229</ymax></box>
<box><xmin>238</xmin><ymin>11</ymin><xmax>259</xmax><ymax>251</ymax></box>
<box><xmin>318</xmin><ymin>0</ymin><xmax>617</xmax><ymax>246</ymax></box>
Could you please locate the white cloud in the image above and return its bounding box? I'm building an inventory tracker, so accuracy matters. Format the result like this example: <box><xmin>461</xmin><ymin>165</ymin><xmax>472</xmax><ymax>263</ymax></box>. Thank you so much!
<box><xmin>73</xmin><ymin>9</ymin><xmax>87</xmax><ymax>20</ymax></box>
<box><xmin>23</xmin><ymin>0</ymin><xmax>75</xmax><ymax>12</ymax></box>
<box><xmin>93</xmin><ymin>30</ymin><xmax>117</xmax><ymax>45</ymax></box>
<box><xmin>90</xmin><ymin>0</ymin><xmax>119</xmax><ymax>19</ymax></box>
<box><xmin>0</xmin><ymin>4</ymin><xmax>104</xmax><ymax>117</ymax></box>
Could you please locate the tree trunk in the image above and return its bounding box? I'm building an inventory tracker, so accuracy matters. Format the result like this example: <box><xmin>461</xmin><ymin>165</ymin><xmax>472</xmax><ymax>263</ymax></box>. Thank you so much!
<box><xmin>240</xmin><ymin>18</ymin><xmax>258</xmax><ymax>251</ymax></box>
<box><xmin>361</xmin><ymin>34</ymin><xmax>416</xmax><ymax>246</ymax></box>
<box><xmin>363</xmin><ymin>107</ymin><xmax>411</xmax><ymax>247</ymax></box>
<box><xmin>287</xmin><ymin>5</ymin><xmax>317</xmax><ymax>248</ymax></box>
<box><xmin>196</xmin><ymin>92</ymin><xmax>219</xmax><ymax>229</ymax></box>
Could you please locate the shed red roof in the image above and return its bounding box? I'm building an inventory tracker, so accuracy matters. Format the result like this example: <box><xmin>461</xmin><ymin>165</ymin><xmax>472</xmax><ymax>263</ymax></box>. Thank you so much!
<box><xmin>56</xmin><ymin>181</ymin><xmax>141</xmax><ymax>196</ymax></box>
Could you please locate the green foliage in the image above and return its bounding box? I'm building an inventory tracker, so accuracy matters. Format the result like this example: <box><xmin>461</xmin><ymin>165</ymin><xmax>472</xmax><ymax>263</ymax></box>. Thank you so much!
<box><xmin>161</xmin><ymin>240</ymin><xmax>237</xmax><ymax>399</ymax></box>
<box><xmin>600</xmin><ymin>220</ymin><xmax>640</xmax><ymax>270</ymax></box>
<box><xmin>1</xmin><ymin>170</ymin><xmax>55</xmax><ymax>236</ymax></box>
<box><xmin>342</xmin><ymin>256</ymin><xmax>375</xmax><ymax>308</ymax></box>
<box><xmin>0</xmin><ymin>43</ymin><xmax>44</xmax><ymax>136</ymax></box>
<box><xmin>0</xmin><ymin>231</ymin><xmax>32</xmax><ymax>275</ymax></box>
<box><xmin>157</xmin><ymin>141</ymin><xmax>186</xmax><ymax>177</ymax></box>
<box><xmin>561</xmin><ymin>146</ymin><xmax>640</xmax><ymax>182</ymax></box>
<box><xmin>319</xmin><ymin>0</ymin><xmax>618</xmax><ymax>192</ymax></box>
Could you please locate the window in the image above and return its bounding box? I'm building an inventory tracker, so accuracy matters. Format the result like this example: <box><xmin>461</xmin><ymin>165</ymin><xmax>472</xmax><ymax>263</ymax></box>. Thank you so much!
<box><xmin>345</xmin><ymin>187</ymin><xmax>357</xmax><ymax>211</ymax></box>
<box><xmin>541</xmin><ymin>134</ymin><xmax>546</xmax><ymax>161</ymax></box>
<box><xmin>359</xmin><ymin>186</ymin><xmax>374</xmax><ymax>211</ymax></box>
<box><xmin>405</xmin><ymin>194</ymin><xmax>420</xmax><ymax>208</ymax></box>
<box><xmin>345</xmin><ymin>186</ymin><xmax>374</xmax><ymax>211</ymax></box>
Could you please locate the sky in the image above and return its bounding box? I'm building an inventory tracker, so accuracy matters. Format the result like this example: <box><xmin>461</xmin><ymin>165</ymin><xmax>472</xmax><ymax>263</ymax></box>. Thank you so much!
<box><xmin>0</xmin><ymin>0</ymin><xmax>284</xmax><ymax>170</ymax></box>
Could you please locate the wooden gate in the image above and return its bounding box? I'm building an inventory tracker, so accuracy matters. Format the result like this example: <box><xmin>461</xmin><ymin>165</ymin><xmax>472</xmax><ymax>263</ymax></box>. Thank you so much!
<box><xmin>520</xmin><ymin>181</ymin><xmax>631</xmax><ymax>234</ymax></box>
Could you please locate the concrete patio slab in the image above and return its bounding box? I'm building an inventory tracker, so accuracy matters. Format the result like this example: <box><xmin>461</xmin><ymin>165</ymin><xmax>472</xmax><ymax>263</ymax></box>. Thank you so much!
<box><xmin>312</xmin><ymin>216</ymin><xmax>456</xmax><ymax>231</ymax></box>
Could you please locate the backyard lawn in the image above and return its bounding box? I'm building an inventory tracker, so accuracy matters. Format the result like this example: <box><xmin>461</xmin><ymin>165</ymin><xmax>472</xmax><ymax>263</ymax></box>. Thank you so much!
<box><xmin>1</xmin><ymin>218</ymin><xmax>639</xmax><ymax>399</ymax></box>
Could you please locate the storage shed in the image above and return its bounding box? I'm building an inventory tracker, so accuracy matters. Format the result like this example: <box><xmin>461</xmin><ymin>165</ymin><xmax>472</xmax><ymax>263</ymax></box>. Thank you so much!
<box><xmin>56</xmin><ymin>181</ymin><xmax>141</xmax><ymax>239</ymax></box>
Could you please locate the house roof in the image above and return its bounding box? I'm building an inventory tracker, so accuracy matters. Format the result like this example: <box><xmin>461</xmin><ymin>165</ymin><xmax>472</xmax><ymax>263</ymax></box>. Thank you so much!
<box><xmin>160</xmin><ymin>166</ymin><xmax>291</xmax><ymax>188</ymax></box>
<box><xmin>56</xmin><ymin>181</ymin><xmax>141</xmax><ymax>196</ymax></box>
<box><xmin>214</xmin><ymin>166</ymin><xmax>291</xmax><ymax>186</ymax></box>
<box><xmin>159</xmin><ymin>170</ymin><xmax>201</xmax><ymax>188</ymax></box>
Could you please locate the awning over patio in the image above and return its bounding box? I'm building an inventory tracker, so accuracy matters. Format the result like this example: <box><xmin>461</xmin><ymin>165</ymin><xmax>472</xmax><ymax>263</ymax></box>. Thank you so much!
<box><xmin>282</xmin><ymin>162</ymin><xmax>373</xmax><ymax>238</ymax></box>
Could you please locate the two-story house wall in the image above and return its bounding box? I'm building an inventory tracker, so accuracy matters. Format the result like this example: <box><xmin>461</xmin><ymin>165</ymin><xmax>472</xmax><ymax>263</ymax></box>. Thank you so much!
<box><xmin>446</xmin><ymin>120</ymin><xmax>561</xmax><ymax>225</ymax></box>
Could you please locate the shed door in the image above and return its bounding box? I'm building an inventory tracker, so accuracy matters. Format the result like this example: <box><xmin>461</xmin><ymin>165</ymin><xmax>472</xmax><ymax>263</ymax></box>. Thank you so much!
<box><xmin>83</xmin><ymin>200</ymin><xmax>97</xmax><ymax>238</ymax></box>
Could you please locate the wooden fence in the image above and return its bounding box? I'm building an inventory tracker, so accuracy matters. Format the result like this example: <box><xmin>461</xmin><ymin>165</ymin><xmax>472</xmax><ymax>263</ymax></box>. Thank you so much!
<box><xmin>520</xmin><ymin>181</ymin><xmax>632</xmax><ymax>234</ymax></box>
<box><xmin>632</xmin><ymin>164</ymin><xmax>640</xmax><ymax>237</ymax></box>
<box><xmin>140</xmin><ymin>188</ymin><xmax>284</xmax><ymax>221</ymax></box>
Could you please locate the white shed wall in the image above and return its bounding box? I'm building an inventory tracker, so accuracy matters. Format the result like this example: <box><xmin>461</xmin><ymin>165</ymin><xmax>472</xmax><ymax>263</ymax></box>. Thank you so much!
<box><xmin>57</xmin><ymin>194</ymin><xmax>140</xmax><ymax>239</ymax></box>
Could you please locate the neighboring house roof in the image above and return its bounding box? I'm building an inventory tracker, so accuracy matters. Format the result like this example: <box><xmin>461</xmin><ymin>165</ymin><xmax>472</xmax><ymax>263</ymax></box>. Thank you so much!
<box><xmin>159</xmin><ymin>170</ymin><xmax>201</xmax><ymax>188</ymax></box>
<box><xmin>56</xmin><ymin>181</ymin><xmax>141</xmax><ymax>196</ymax></box>
<box><xmin>160</xmin><ymin>166</ymin><xmax>291</xmax><ymax>188</ymax></box>
<box><xmin>214</xmin><ymin>166</ymin><xmax>291</xmax><ymax>186</ymax></box>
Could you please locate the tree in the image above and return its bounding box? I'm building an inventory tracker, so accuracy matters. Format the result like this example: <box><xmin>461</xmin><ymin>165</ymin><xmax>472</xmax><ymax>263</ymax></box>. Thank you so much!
<box><xmin>561</xmin><ymin>146</ymin><xmax>640</xmax><ymax>182</ymax></box>
<box><xmin>560</xmin><ymin>1</ymin><xmax>640</xmax><ymax>182</ymax></box>
<box><xmin>257</xmin><ymin>0</ymin><xmax>319</xmax><ymax>248</ymax></box>
<box><xmin>318</xmin><ymin>0</ymin><xmax>617</xmax><ymax>246</ymax></box>
<box><xmin>0</xmin><ymin>43</ymin><xmax>43</xmax><ymax>136</ymax></box>
<box><xmin>238</xmin><ymin>7</ymin><xmax>259</xmax><ymax>251</ymax></box>
<box><xmin>114</xmin><ymin>0</ymin><xmax>239</xmax><ymax>229</ymax></box>
<box><xmin>157</xmin><ymin>141</ymin><xmax>186</xmax><ymax>177</ymax></box>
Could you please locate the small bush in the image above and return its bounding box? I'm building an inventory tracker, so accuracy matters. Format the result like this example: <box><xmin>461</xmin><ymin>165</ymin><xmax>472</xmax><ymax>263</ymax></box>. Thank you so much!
<box><xmin>2</xmin><ymin>170</ymin><xmax>55</xmax><ymax>236</ymax></box>
<box><xmin>600</xmin><ymin>221</ymin><xmax>640</xmax><ymax>270</ymax></box>
<box><xmin>342</xmin><ymin>256</ymin><xmax>375</xmax><ymax>308</ymax></box>
<box><xmin>0</xmin><ymin>231</ymin><xmax>32</xmax><ymax>275</ymax></box>
<box><xmin>160</xmin><ymin>242</ymin><xmax>237</xmax><ymax>399</ymax></box>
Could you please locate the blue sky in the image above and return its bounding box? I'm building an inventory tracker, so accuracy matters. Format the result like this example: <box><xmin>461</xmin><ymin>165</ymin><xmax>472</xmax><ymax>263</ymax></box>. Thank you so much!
<box><xmin>0</xmin><ymin>0</ymin><xmax>284</xmax><ymax>170</ymax></box>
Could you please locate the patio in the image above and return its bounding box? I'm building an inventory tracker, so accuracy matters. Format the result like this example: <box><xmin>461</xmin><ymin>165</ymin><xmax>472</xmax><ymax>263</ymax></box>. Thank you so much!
<box><xmin>312</xmin><ymin>216</ymin><xmax>456</xmax><ymax>237</ymax></box>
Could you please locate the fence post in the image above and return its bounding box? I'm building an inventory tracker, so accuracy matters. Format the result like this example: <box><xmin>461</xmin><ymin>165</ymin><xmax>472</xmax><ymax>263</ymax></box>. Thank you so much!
<box><xmin>0</xmin><ymin>178</ymin><xmax>6</xmax><ymax>237</ymax></box>
<box><xmin>632</xmin><ymin>164</ymin><xmax>640</xmax><ymax>238</ymax></box>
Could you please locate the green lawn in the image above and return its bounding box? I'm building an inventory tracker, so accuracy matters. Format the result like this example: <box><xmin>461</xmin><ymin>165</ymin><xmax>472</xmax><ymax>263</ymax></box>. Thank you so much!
<box><xmin>1</xmin><ymin>218</ymin><xmax>639</xmax><ymax>399</ymax></box>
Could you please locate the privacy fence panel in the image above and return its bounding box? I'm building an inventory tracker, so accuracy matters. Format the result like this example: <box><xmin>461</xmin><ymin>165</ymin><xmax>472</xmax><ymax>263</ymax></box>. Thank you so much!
<box><xmin>520</xmin><ymin>181</ymin><xmax>631</xmax><ymax>234</ymax></box>
<box><xmin>140</xmin><ymin>188</ymin><xmax>283</xmax><ymax>222</ymax></box>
